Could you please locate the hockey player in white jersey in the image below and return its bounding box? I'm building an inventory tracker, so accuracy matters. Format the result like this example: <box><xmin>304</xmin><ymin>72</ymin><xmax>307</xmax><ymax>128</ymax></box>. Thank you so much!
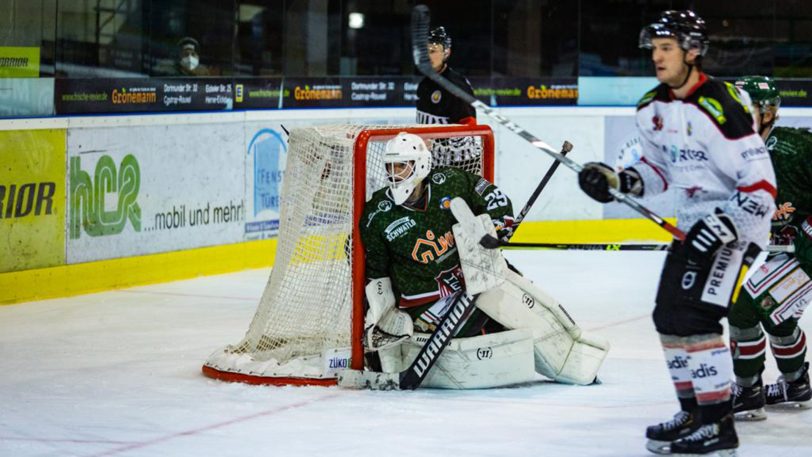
<box><xmin>577</xmin><ymin>10</ymin><xmax>776</xmax><ymax>456</ymax></box>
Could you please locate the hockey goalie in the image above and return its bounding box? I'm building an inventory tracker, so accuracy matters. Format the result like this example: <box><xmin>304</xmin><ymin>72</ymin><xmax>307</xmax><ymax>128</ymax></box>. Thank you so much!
<box><xmin>341</xmin><ymin>132</ymin><xmax>610</xmax><ymax>389</ymax></box>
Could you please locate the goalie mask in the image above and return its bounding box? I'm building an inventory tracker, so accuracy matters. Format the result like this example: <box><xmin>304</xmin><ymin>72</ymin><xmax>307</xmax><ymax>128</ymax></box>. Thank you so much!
<box><xmin>383</xmin><ymin>132</ymin><xmax>432</xmax><ymax>205</ymax></box>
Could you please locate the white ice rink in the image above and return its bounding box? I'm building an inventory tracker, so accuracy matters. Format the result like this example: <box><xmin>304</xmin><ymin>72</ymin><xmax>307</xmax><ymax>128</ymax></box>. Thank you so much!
<box><xmin>1</xmin><ymin>250</ymin><xmax>810</xmax><ymax>457</ymax></box>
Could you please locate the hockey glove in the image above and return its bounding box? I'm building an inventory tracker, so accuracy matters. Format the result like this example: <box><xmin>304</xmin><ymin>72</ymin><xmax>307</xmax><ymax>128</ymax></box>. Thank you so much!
<box><xmin>578</xmin><ymin>162</ymin><xmax>642</xmax><ymax>203</ymax></box>
<box><xmin>684</xmin><ymin>210</ymin><xmax>738</xmax><ymax>264</ymax></box>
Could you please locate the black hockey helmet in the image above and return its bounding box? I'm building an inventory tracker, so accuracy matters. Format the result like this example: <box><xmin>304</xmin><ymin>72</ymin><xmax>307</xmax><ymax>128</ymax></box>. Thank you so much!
<box><xmin>428</xmin><ymin>26</ymin><xmax>452</xmax><ymax>49</ymax></box>
<box><xmin>639</xmin><ymin>10</ymin><xmax>709</xmax><ymax>56</ymax></box>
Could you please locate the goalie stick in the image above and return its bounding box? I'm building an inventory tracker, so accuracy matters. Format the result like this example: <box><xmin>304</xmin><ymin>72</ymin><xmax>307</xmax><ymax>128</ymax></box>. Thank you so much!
<box><xmin>411</xmin><ymin>4</ymin><xmax>685</xmax><ymax>242</ymax></box>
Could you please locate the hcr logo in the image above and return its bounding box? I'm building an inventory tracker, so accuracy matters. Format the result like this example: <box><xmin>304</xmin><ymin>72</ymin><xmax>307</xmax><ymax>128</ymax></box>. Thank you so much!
<box><xmin>70</xmin><ymin>154</ymin><xmax>141</xmax><ymax>239</ymax></box>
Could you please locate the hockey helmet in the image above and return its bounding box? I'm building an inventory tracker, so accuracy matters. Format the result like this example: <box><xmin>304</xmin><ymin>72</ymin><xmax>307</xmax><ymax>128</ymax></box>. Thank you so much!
<box><xmin>639</xmin><ymin>10</ymin><xmax>709</xmax><ymax>57</ymax></box>
<box><xmin>382</xmin><ymin>132</ymin><xmax>432</xmax><ymax>205</ymax></box>
<box><xmin>735</xmin><ymin>75</ymin><xmax>781</xmax><ymax>110</ymax></box>
<box><xmin>428</xmin><ymin>26</ymin><xmax>452</xmax><ymax>50</ymax></box>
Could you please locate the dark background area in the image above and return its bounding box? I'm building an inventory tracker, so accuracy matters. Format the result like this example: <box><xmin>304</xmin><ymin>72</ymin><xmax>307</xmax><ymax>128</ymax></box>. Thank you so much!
<box><xmin>3</xmin><ymin>0</ymin><xmax>810</xmax><ymax>79</ymax></box>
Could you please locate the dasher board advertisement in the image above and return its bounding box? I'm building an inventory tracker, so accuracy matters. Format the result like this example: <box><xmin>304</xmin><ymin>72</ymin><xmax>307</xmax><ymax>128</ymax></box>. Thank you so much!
<box><xmin>66</xmin><ymin>123</ymin><xmax>245</xmax><ymax>263</ymax></box>
<box><xmin>0</xmin><ymin>129</ymin><xmax>66</xmax><ymax>273</ymax></box>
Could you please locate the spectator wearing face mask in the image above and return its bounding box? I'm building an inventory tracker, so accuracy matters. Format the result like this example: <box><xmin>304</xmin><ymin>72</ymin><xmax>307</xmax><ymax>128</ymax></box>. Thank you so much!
<box><xmin>176</xmin><ymin>37</ymin><xmax>209</xmax><ymax>76</ymax></box>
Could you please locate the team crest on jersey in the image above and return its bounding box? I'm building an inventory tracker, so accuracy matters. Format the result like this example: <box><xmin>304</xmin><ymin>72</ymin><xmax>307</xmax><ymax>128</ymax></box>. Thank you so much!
<box><xmin>439</xmin><ymin>196</ymin><xmax>452</xmax><ymax>210</ymax></box>
<box><xmin>434</xmin><ymin>265</ymin><xmax>464</xmax><ymax>297</ymax></box>
<box><xmin>765</xmin><ymin>136</ymin><xmax>778</xmax><ymax>151</ymax></box>
<box><xmin>431</xmin><ymin>90</ymin><xmax>442</xmax><ymax>104</ymax></box>
<box><xmin>432</xmin><ymin>172</ymin><xmax>447</xmax><ymax>184</ymax></box>
<box><xmin>384</xmin><ymin>216</ymin><xmax>417</xmax><ymax>241</ymax></box>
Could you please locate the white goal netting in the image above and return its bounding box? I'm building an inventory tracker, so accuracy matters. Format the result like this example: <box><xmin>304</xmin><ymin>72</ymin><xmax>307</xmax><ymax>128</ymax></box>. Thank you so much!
<box><xmin>203</xmin><ymin>123</ymin><xmax>494</xmax><ymax>385</ymax></box>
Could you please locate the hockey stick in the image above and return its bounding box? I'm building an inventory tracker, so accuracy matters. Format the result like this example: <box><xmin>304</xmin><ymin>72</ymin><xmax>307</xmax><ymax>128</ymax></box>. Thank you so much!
<box><xmin>338</xmin><ymin>288</ymin><xmax>477</xmax><ymax>390</ymax></box>
<box><xmin>480</xmin><ymin>141</ymin><xmax>571</xmax><ymax>249</ymax></box>
<box><xmin>411</xmin><ymin>4</ymin><xmax>685</xmax><ymax>242</ymax></box>
<box><xmin>497</xmin><ymin>241</ymin><xmax>794</xmax><ymax>253</ymax></box>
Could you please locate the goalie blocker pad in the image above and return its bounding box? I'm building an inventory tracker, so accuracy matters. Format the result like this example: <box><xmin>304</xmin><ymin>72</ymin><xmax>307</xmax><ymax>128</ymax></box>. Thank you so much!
<box><xmin>476</xmin><ymin>270</ymin><xmax>610</xmax><ymax>385</ymax></box>
<box><xmin>450</xmin><ymin>197</ymin><xmax>507</xmax><ymax>296</ymax></box>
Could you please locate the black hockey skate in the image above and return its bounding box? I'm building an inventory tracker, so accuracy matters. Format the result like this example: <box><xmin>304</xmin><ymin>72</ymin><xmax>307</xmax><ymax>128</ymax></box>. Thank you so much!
<box><xmin>645</xmin><ymin>410</ymin><xmax>695</xmax><ymax>455</ymax></box>
<box><xmin>765</xmin><ymin>362</ymin><xmax>811</xmax><ymax>409</ymax></box>
<box><xmin>669</xmin><ymin>414</ymin><xmax>738</xmax><ymax>456</ymax></box>
<box><xmin>731</xmin><ymin>380</ymin><xmax>766</xmax><ymax>421</ymax></box>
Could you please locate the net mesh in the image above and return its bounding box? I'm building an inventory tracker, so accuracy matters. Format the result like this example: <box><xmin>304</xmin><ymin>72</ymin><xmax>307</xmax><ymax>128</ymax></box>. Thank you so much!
<box><xmin>203</xmin><ymin>124</ymin><xmax>491</xmax><ymax>383</ymax></box>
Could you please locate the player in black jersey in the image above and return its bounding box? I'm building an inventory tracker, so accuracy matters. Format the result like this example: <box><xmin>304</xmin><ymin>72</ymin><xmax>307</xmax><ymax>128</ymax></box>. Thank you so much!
<box><xmin>416</xmin><ymin>26</ymin><xmax>476</xmax><ymax>125</ymax></box>
<box><xmin>416</xmin><ymin>27</ymin><xmax>479</xmax><ymax>167</ymax></box>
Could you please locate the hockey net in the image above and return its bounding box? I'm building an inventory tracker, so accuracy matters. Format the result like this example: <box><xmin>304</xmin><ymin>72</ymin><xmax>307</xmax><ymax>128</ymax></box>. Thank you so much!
<box><xmin>202</xmin><ymin>124</ymin><xmax>495</xmax><ymax>385</ymax></box>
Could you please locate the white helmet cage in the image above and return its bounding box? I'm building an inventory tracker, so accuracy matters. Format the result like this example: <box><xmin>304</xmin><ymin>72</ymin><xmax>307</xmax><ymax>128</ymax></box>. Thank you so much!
<box><xmin>382</xmin><ymin>132</ymin><xmax>432</xmax><ymax>205</ymax></box>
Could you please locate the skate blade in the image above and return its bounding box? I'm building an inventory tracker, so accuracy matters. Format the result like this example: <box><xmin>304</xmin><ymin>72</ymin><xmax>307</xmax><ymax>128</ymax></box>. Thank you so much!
<box><xmin>671</xmin><ymin>451</ymin><xmax>737</xmax><ymax>457</ymax></box>
<box><xmin>645</xmin><ymin>439</ymin><xmax>671</xmax><ymax>455</ymax></box>
<box><xmin>733</xmin><ymin>407</ymin><xmax>767</xmax><ymax>421</ymax></box>
<box><xmin>766</xmin><ymin>399</ymin><xmax>810</xmax><ymax>410</ymax></box>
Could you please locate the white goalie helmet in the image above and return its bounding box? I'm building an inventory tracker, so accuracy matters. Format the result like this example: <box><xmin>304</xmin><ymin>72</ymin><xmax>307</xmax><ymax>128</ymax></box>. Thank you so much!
<box><xmin>383</xmin><ymin>132</ymin><xmax>432</xmax><ymax>205</ymax></box>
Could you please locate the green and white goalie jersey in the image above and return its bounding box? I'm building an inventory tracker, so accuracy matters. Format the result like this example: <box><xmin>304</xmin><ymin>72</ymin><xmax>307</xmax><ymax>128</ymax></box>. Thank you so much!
<box><xmin>360</xmin><ymin>167</ymin><xmax>514</xmax><ymax>310</ymax></box>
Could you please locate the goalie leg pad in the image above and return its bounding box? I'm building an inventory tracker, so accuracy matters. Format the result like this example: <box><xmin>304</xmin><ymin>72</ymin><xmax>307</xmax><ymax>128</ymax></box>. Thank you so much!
<box><xmin>399</xmin><ymin>329</ymin><xmax>536</xmax><ymax>389</ymax></box>
<box><xmin>475</xmin><ymin>270</ymin><xmax>609</xmax><ymax>385</ymax></box>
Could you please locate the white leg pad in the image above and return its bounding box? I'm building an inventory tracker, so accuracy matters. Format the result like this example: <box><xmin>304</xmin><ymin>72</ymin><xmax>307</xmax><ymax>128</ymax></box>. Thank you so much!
<box><xmin>400</xmin><ymin>329</ymin><xmax>536</xmax><ymax>389</ymax></box>
<box><xmin>476</xmin><ymin>270</ymin><xmax>609</xmax><ymax>385</ymax></box>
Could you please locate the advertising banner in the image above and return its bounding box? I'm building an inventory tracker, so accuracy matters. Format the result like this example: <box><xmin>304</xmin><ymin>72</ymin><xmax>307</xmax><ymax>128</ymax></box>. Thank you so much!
<box><xmin>243</xmin><ymin>123</ymin><xmax>288</xmax><ymax>239</ymax></box>
<box><xmin>66</xmin><ymin>123</ymin><xmax>245</xmax><ymax>263</ymax></box>
<box><xmin>0</xmin><ymin>46</ymin><xmax>40</xmax><ymax>78</ymax></box>
<box><xmin>341</xmin><ymin>76</ymin><xmax>418</xmax><ymax>107</ymax></box>
<box><xmin>233</xmin><ymin>78</ymin><xmax>285</xmax><ymax>110</ymax></box>
<box><xmin>0</xmin><ymin>129</ymin><xmax>66</xmax><ymax>273</ymax></box>
<box><xmin>471</xmin><ymin>77</ymin><xmax>578</xmax><ymax>106</ymax></box>
<box><xmin>776</xmin><ymin>79</ymin><xmax>812</xmax><ymax>107</ymax></box>
<box><xmin>280</xmin><ymin>76</ymin><xmax>420</xmax><ymax>108</ymax></box>
<box><xmin>55</xmin><ymin>78</ymin><xmax>233</xmax><ymax>114</ymax></box>
<box><xmin>0</xmin><ymin>78</ymin><xmax>54</xmax><ymax>117</ymax></box>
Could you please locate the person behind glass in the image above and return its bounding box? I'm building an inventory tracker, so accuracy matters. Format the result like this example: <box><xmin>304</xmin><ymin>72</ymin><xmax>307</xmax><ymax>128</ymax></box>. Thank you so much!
<box><xmin>577</xmin><ymin>10</ymin><xmax>776</xmax><ymax>456</ymax></box>
<box><xmin>417</xmin><ymin>27</ymin><xmax>478</xmax><ymax>167</ymax></box>
<box><xmin>416</xmin><ymin>26</ymin><xmax>476</xmax><ymax>126</ymax></box>
<box><xmin>176</xmin><ymin>37</ymin><xmax>209</xmax><ymax>76</ymax></box>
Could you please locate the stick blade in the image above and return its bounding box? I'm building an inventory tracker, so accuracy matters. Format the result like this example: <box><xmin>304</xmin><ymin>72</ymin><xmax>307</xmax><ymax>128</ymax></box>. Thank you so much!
<box><xmin>337</xmin><ymin>369</ymin><xmax>400</xmax><ymax>391</ymax></box>
<box><xmin>410</xmin><ymin>5</ymin><xmax>432</xmax><ymax>74</ymax></box>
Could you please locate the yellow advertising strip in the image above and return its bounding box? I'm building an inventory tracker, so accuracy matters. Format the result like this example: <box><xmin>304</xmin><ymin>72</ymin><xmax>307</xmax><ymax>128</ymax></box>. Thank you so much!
<box><xmin>0</xmin><ymin>218</ymin><xmax>673</xmax><ymax>306</ymax></box>
<box><xmin>511</xmin><ymin>218</ymin><xmax>676</xmax><ymax>244</ymax></box>
<box><xmin>0</xmin><ymin>238</ymin><xmax>277</xmax><ymax>305</ymax></box>
<box><xmin>0</xmin><ymin>47</ymin><xmax>40</xmax><ymax>78</ymax></box>
<box><xmin>0</xmin><ymin>129</ymin><xmax>66</xmax><ymax>272</ymax></box>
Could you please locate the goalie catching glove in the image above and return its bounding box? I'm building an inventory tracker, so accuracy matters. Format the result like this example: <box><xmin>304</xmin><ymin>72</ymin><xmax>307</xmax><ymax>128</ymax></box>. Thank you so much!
<box><xmin>683</xmin><ymin>209</ymin><xmax>738</xmax><ymax>265</ymax></box>
<box><xmin>578</xmin><ymin>162</ymin><xmax>643</xmax><ymax>203</ymax></box>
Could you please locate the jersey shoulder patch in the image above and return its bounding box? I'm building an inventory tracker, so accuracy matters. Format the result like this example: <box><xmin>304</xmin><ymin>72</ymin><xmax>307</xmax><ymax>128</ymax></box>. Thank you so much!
<box><xmin>688</xmin><ymin>79</ymin><xmax>755</xmax><ymax>139</ymax></box>
<box><xmin>636</xmin><ymin>84</ymin><xmax>669</xmax><ymax>110</ymax></box>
